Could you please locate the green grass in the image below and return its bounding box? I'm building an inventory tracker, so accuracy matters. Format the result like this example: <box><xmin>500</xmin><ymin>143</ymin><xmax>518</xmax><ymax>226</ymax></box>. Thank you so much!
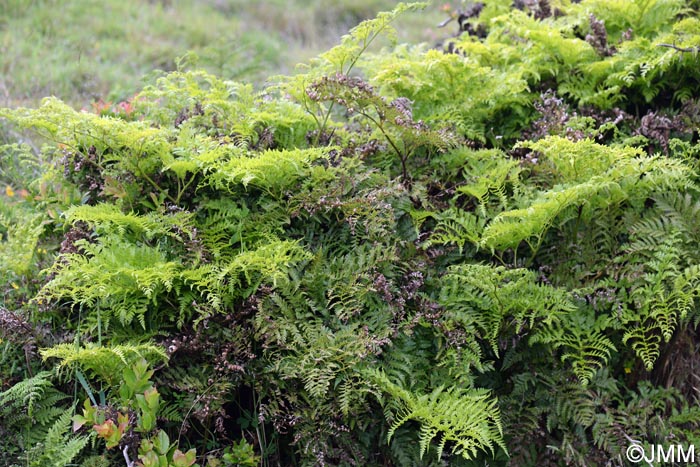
<box><xmin>0</xmin><ymin>0</ymin><xmax>446</xmax><ymax>108</ymax></box>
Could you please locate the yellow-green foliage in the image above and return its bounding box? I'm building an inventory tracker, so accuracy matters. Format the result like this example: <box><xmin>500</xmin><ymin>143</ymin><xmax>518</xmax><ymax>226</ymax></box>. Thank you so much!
<box><xmin>65</xmin><ymin>204</ymin><xmax>194</xmax><ymax>239</ymax></box>
<box><xmin>209</xmin><ymin>148</ymin><xmax>331</xmax><ymax>193</ymax></box>
<box><xmin>439</xmin><ymin>264</ymin><xmax>576</xmax><ymax>355</ymax></box>
<box><xmin>39</xmin><ymin>237</ymin><xmax>181</xmax><ymax>328</ymax></box>
<box><xmin>0</xmin><ymin>210</ymin><xmax>44</xmax><ymax>277</ymax></box>
<box><xmin>40</xmin><ymin>343</ymin><xmax>167</xmax><ymax>387</ymax></box>
<box><xmin>367</xmin><ymin>368</ymin><xmax>506</xmax><ymax>460</ymax></box>
<box><xmin>479</xmin><ymin>137</ymin><xmax>693</xmax><ymax>252</ymax></box>
<box><xmin>365</xmin><ymin>46</ymin><xmax>530</xmax><ymax>142</ymax></box>
<box><xmin>3</xmin><ymin>1</ymin><xmax>700</xmax><ymax>465</ymax></box>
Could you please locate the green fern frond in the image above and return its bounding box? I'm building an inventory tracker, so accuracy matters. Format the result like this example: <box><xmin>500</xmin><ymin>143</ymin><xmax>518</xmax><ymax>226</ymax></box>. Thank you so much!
<box><xmin>65</xmin><ymin>203</ymin><xmax>194</xmax><ymax>240</ymax></box>
<box><xmin>40</xmin><ymin>342</ymin><xmax>167</xmax><ymax>386</ymax></box>
<box><xmin>39</xmin><ymin>236</ymin><xmax>181</xmax><ymax>329</ymax></box>
<box><xmin>366</xmin><ymin>368</ymin><xmax>505</xmax><ymax>461</ymax></box>
<box><xmin>623</xmin><ymin>326</ymin><xmax>662</xmax><ymax>371</ymax></box>
<box><xmin>532</xmin><ymin>309</ymin><xmax>617</xmax><ymax>386</ymax></box>
<box><xmin>423</xmin><ymin>209</ymin><xmax>484</xmax><ymax>253</ymax></box>
<box><xmin>0</xmin><ymin>371</ymin><xmax>55</xmax><ymax>420</ymax></box>
<box><xmin>480</xmin><ymin>137</ymin><xmax>693</xmax><ymax>252</ymax></box>
<box><xmin>209</xmin><ymin>148</ymin><xmax>330</xmax><ymax>194</ymax></box>
<box><xmin>25</xmin><ymin>407</ymin><xmax>90</xmax><ymax>467</ymax></box>
<box><xmin>440</xmin><ymin>264</ymin><xmax>575</xmax><ymax>355</ymax></box>
<box><xmin>0</xmin><ymin>210</ymin><xmax>45</xmax><ymax>277</ymax></box>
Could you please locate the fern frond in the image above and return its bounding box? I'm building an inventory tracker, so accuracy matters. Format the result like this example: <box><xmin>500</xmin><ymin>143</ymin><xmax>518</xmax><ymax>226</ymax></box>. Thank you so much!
<box><xmin>39</xmin><ymin>236</ymin><xmax>181</xmax><ymax>328</ymax></box>
<box><xmin>423</xmin><ymin>208</ymin><xmax>484</xmax><ymax>253</ymax></box>
<box><xmin>440</xmin><ymin>264</ymin><xmax>575</xmax><ymax>355</ymax></box>
<box><xmin>531</xmin><ymin>309</ymin><xmax>616</xmax><ymax>386</ymax></box>
<box><xmin>366</xmin><ymin>368</ymin><xmax>505</xmax><ymax>461</ymax></box>
<box><xmin>623</xmin><ymin>326</ymin><xmax>662</xmax><ymax>371</ymax></box>
<box><xmin>209</xmin><ymin>148</ymin><xmax>330</xmax><ymax>194</ymax></box>
<box><xmin>25</xmin><ymin>406</ymin><xmax>90</xmax><ymax>467</ymax></box>
<box><xmin>65</xmin><ymin>203</ymin><xmax>194</xmax><ymax>240</ymax></box>
<box><xmin>40</xmin><ymin>342</ymin><xmax>167</xmax><ymax>386</ymax></box>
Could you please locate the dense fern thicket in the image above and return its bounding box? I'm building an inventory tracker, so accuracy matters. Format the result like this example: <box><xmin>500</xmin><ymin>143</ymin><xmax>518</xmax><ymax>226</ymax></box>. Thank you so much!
<box><xmin>2</xmin><ymin>1</ymin><xmax>700</xmax><ymax>465</ymax></box>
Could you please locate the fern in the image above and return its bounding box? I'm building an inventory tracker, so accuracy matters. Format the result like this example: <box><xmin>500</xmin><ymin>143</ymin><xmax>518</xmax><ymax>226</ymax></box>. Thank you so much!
<box><xmin>480</xmin><ymin>137</ymin><xmax>693</xmax><ymax>253</ymax></box>
<box><xmin>3</xmin><ymin>1</ymin><xmax>700</xmax><ymax>465</ymax></box>
<box><xmin>0</xmin><ymin>210</ymin><xmax>44</xmax><ymax>277</ymax></box>
<box><xmin>454</xmin><ymin>149</ymin><xmax>519</xmax><ymax>215</ymax></box>
<box><xmin>646</xmin><ymin>192</ymin><xmax>700</xmax><ymax>257</ymax></box>
<box><xmin>421</xmin><ymin>208</ymin><xmax>484</xmax><ymax>254</ymax></box>
<box><xmin>208</xmin><ymin>147</ymin><xmax>331</xmax><ymax>194</ymax></box>
<box><xmin>40</xmin><ymin>342</ymin><xmax>167</xmax><ymax>386</ymax></box>
<box><xmin>366</xmin><ymin>368</ymin><xmax>505</xmax><ymax>461</ymax></box>
<box><xmin>530</xmin><ymin>308</ymin><xmax>617</xmax><ymax>385</ymax></box>
<box><xmin>0</xmin><ymin>372</ymin><xmax>75</xmax><ymax>458</ymax></box>
<box><xmin>39</xmin><ymin>236</ymin><xmax>181</xmax><ymax>329</ymax></box>
<box><xmin>0</xmin><ymin>371</ymin><xmax>56</xmax><ymax>420</ymax></box>
<box><xmin>25</xmin><ymin>407</ymin><xmax>90</xmax><ymax>467</ymax></box>
<box><xmin>619</xmin><ymin>237</ymin><xmax>700</xmax><ymax>370</ymax></box>
<box><xmin>439</xmin><ymin>264</ymin><xmax>575</xmax><ymax>355</ymax></box>
<box><xmin>65</xmin><ymin>203</ymin><xmax>194</xmax><ymax>240</ymax></box>
<box><xmin>365</xmin><ymin>45</ymin><xmax>530</xmax><ymax>143</ymax></box>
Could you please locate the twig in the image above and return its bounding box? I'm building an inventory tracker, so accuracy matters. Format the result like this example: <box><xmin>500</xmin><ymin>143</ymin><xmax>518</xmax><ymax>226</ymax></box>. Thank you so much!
<box><xmin>123</xmin><ymin>445</ymin><xmax>135</xmax><ymax>467</ymax></box>
<box><xmin>438</xmin><ymin>17</ymin><xmax>455</xmax><ymax>28</ymax></box>
<box><xmin>176</xmin><ymin>382</ymin><xmax>217</xmax><ymax>446</ymax></box>
<box><xmin>657</xmin><ymin>43</ymin><xmax>700</xmax><ymax>53</ymax></box>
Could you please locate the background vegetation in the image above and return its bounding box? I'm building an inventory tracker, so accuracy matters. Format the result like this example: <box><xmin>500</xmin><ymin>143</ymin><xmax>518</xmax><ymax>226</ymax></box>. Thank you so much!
<box><xmin>0</xmin><ymin>0</ymin><xmax>443</xmax><ymax>108</ymax></box>
<box><xmin>1</xmin><ymin>0</ymin><xmax>700</xmax><ymax>466</ymax></box>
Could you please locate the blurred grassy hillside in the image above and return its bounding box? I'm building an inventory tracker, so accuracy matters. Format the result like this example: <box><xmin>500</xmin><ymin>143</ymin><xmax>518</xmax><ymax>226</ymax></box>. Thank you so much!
<box><xmin>0</xmin><ymin>0</ymin><xmax>445</xmax><ymax>108</ymax></box>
